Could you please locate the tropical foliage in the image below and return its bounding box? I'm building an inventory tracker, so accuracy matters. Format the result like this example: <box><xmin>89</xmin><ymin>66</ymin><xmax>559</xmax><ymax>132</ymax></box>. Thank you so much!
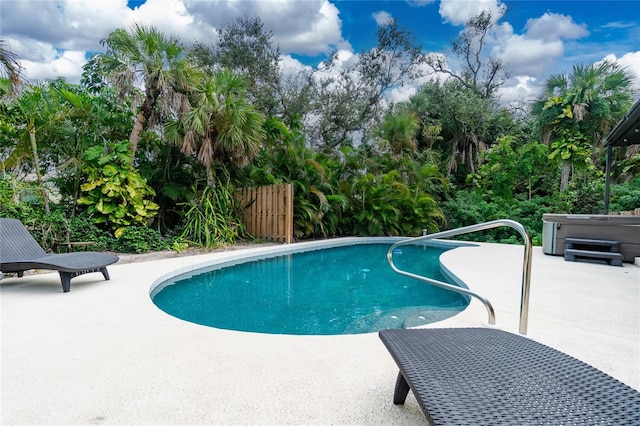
<box><xmin>0</xmin><ymin>39</ymin><xmax>25</xmax><ymax>96</ymax></box>
<box><xmin>0</xmin><ymin>17</ymin><xmax>637</xmax><ymax>253</ymax></box>
<box><xmin>532</xmin><ymin>61</ymin><xmax>635</xmax><ymax>191</ymax></box>
<box><xmin>77</xmin><ymin>141</ymin><xmax>159</xmax><ymax>235</ymax></box>
<box><xmin>166</xmin><ymin>69</ymin><xmax>266</xmax><ymax>186</ymax></box>
<box><xmin>87</xmin><ymin>23</ymin><xmax>200</xmax><ymax>157</ymax></box>
<box><xmin>179</xmin><ymin>178</ymin><xmax>248</xmax><ymax>248</ymax></box>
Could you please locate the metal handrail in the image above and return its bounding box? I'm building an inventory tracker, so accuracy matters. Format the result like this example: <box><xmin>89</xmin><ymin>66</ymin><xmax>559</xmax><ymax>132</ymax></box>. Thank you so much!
<box><xmin>387</xmin><ymin>219</ymin><xmax>533</xmax><ymax>334</ymax></box>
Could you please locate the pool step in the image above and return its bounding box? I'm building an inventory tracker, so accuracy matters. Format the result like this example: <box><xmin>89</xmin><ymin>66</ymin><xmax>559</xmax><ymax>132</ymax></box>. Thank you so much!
<box><xmin>343</xmin><ymin>308</ymin><xmax>465</xmax><ymax>333</ymax></box>
<box><xmin>564</xmin><ymin>238</ymin><xmax>623</xmax><ymax>266</ymax></box>
<box><xmin>402</xmin><ymin>309</ymin><xmax>466</xmax><ymax>328</ymax></box>
<box><xmin>342</xmin><ymin>308</ymin><xmax>438</xmax><ymax>333</ymax></box>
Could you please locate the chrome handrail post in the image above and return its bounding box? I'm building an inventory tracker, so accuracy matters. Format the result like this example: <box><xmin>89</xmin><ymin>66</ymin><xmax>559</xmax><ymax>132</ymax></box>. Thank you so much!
<box><xmin>517</xmin><ymin>226</ymin><xmax>533</xmax><ymax>335</ymax></box>
<box><xmin>387</xmin><ymin>219</ymin><xmax>533</xmax><ymax>334</ymax></box>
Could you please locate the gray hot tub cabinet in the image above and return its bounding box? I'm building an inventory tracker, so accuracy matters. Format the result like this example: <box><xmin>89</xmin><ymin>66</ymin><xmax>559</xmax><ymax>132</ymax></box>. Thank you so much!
<box><xmin>542</xmin><ymin>214</ymin><xmax>640</xmax><ymax>263</ymax></box>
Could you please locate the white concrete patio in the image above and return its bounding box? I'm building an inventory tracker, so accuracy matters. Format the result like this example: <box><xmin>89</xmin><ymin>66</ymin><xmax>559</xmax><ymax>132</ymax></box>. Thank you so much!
<box><xmin>1</xmin><ymin>241</ymin><xmax>638</xmax><ymax>425</ymax></box>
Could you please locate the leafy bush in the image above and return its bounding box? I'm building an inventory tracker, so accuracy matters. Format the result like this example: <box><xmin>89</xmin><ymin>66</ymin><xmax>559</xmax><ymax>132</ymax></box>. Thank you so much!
<box><xmin>77</xmin><ymin>141</ymin><xmax>159</xmax><ymax>234</ymax></box>
<box><xmin>0</xmin><ymin>204</ymin><xmax>68</xmax><ymax>251</ymax></box>
<box><xmin>349</xmin><ymin>170</ymin><xmax>444</xmax><ymax>237</ymax></box>
<box><xmin>559</xmin><ymin>179</ymin><xmax>604</xmax><ymax>214</ymax></box>
<box><xmin>66</xmin><ymin>214</ymin><xmax>116</xmax><ymax>251</ymax></box>
<box><xmin>178</xmin><ymin>180</ymin><xmax>249</xmax><ymax>248</ymax></box>
<box><xmin>110</xmin><ymin>226</ymin><xmax>171</xmax><ymax>253</ymax></box>
<box><xmin>609</xmin><ymin>177</ymin><xmax>640</xmax><ymax>212</ymax></box>
<box><xmin>441</xmin><ymin>190</ymin><xmax>554</xmax><ymax>246</ymax></box>
<box><xmin>0</xmin><ymin>192</ymin><xmax>112</xmax><ymax>252</ymax></box>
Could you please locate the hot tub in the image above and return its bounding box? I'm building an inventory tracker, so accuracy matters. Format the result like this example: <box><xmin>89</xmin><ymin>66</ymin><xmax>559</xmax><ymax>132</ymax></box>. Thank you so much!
<box><xmin>542</xmin><ymin>214</ymin><xmax>640</xmax><ymax>263</ymax></box>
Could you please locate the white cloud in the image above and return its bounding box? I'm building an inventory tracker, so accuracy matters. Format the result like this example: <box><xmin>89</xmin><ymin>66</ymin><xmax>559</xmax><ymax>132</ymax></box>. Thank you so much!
<box><xmin>279</xmin><ymin>54</ymin><xmax>313</xmax><ymax>78</ymax></box>
<box><xmin>2</xmin><ymin>36</ymin><xmax>87</xmax><ymax>84</ymax></box>
<box><xmin>524</xmin><ymin>13</ymin><xmax>589</xmax><ymax>43</ymax></box>
<box><xmin>22</xmin><ymin>51</ymin><xmax>87</xmax><ymax>84</ymax></box>
<box><xmin>372</xmin><ymin>11</ymin><xmax>394</xmax><ymax>26</ymax></box>
<box><xmin>496</xmin><ymin>31</ymin><xmax>565</xmax><ymax>77</ymax></box>
<box><xmin>388</xmin><ymin>85</ymin><xmax>417</xmax><ymax>103</ymax></box>
<box><xmin>132</xmin><ymin>0</ymin><xmax>197</xmax><ymax>38</ymax></box>
<box><xmin>3</xmin><ymin>37</ymin><xmax>56</xmax><ymax>64</ymax></box>
<box><xmin>2</xmin><ymin>0</ymin><xmax>133</xmax><ymax>52</ymax></box>
<box><xmin>1</xmin><ymin>0</ymin><xmax>349</xmax><ymax>83</ymax></box>
<box><xmin>433</xmin><ymin>2</ymin><xmax>601</xmax><ymax>107</ymax></box>
<box><xmin>602</xmin><ymin>52</ymin><xmax>640</xmax><ymax>94</ymax></box>
<box><xmin>277</xmin><ymin>0</ymin><xmax>350</xmax><ymax>55</ymax></box>
<box><xmin>183</xmin><ymin>0</ymin><xmax>349</xmax><ymax>55</ymax></box>
<box><xmin>497</xmin><ymin>75</ymin><xmax>539</xmax><ymax>106</ymax></box>
<box><xmin>439</xmin><ymin>0</ymin><xmax>505</xmax><ymax>26</ymax></box>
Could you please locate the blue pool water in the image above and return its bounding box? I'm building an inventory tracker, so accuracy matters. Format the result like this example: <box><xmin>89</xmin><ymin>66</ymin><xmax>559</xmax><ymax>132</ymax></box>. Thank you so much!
<box><xmin>152</xmin><ymin>242</ymin><xmax>469</xmax><ymax>335</ymax></box>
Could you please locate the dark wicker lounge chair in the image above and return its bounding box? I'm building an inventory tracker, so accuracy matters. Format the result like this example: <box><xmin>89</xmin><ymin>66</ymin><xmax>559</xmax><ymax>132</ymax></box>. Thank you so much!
<box><xmin>0</xmin><ymin>218</ymin><xmax>119</xmax><ymax>292</ymax></box>
<box><xmin>379</xmin><ymin>327</ymin><xmax>640</xmax><ymax>425</ymax></box>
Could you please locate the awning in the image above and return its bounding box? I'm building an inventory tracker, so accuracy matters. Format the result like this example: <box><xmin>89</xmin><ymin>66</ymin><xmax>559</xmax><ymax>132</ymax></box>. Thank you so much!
<box><xmin>603</xmin><ymin>99</ymin><xmax>640</xmax><ymax>213</ymax></box>
<box><xmin>603</xmin><ymin>99</ymin><xmax>640</xmax><ymax>147</ymax></box>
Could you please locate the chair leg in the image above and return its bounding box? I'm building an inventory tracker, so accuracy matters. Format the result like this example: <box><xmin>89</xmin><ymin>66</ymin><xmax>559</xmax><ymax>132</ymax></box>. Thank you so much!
<box><xmin>59</xmin><ymin>272</ymin><xmax>72</xmax><ymax>292</ymax></box>
<box><xmin>393</xmin><ymin>371</ymin><xmax>411</xmax><ymax>405</ymax></box>
<box><xmin>100</xmin><ymin>267</ymin><xmax>111</xmax><ymax>281</ymax></box>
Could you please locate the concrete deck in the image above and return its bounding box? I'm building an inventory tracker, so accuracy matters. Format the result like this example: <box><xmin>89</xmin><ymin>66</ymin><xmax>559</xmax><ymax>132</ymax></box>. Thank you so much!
<box><xmin>1</xmin><ymin>241</ymin><xmax>638</xmax><ymax>425</ymax></box>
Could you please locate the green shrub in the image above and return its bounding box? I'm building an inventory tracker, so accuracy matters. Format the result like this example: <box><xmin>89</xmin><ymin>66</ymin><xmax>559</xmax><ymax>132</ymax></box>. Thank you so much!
<box><xmin>609</xmin><ymin>177</ymin><xmax>640</xmax><ymax>212</ymax></box>
<box><xmin>77</xmin><ymin>141</ymin><xmax>159</xmax><ymax>234</ymax></box>
<box><xmin>441</xmin><ymin>190</ymin><xmax>553</xmax><ymax>246</ymax></box>
<box><xmin>66</xmin><ymin>214</ymin><xmax>116</xmax><ymax>251</ymax></box>
<box><xmin>179</xmin><ymin>181</ymin><xmax>249</xmax><ymax>248</ymax></box>
<box><xmin>111</xmin><ymin>226</ymin><xmax>171</xmax><ymax>253</ymax></box>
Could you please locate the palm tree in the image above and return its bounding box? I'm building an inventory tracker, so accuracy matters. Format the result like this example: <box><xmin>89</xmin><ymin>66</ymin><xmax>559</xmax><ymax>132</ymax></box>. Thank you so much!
<box><xmin>532</xmin><ymin>61</ymin><xmax>634</xmax><ymax>191</ymax></box>
<box><xmin>93</xmin><ymin>24</ymin><xmax>199</xmax><ymax>158</ymax></box>
<box><xmin>0</xmin><ymin>39</ymin><xmax>25</xmax><ymax>97</ymax></box>
<box><xmin>377</xmin><ymin>111</ymin><xmax>420</xmax><ymax>156</ymax></box>
<box><xmin>167</xmin><ymin>69</ymin><xmax>266</xmax><ymax>186</ymax></box>
<box><xmin>0</xmin><ymin>82</ymin><xmax>71</xmax><ymax>211</ymax></box>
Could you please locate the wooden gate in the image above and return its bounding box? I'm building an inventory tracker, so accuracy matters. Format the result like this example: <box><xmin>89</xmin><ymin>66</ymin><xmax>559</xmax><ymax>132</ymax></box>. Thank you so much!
<box><xmin>238</xmin><ymin>183</ymin><xmax>293</xmax><ymax>244</ymax></box>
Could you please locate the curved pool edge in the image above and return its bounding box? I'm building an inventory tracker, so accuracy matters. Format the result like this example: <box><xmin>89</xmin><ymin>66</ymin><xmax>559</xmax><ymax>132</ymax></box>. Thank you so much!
<box><xmin>438</xmin><ymin>243</ymin><xmax>479</xmax><ymax>292</ymax></box>
<box><xmin>150</xmin><ymin>236</ymin><xmax>467</xmax><ymax>296</ymax></box>
<box><xmin>431</xmin><ymin>242</ymin><xmax>511</xmax><ymax>330</ymax></box>
<box><xmin>149</xmin><ymin>237</ymin><xmax>403</xmax><ymax>297</ymax></box>
<box><xmin>148</xmin><ymin>236</ymin><xmax>475</xmax><ymax>333</ymax></box>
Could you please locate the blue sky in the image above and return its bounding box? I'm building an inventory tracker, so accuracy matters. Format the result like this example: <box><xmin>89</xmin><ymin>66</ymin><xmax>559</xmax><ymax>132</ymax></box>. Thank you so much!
<box><xmin>1</xmin><ymin>0</ymin><xmax>639</xmax><ymax>106</ymax></box>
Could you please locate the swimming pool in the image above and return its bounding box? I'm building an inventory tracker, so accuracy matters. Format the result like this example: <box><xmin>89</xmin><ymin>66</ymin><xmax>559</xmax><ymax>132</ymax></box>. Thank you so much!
<box><xmin>151</xmin><ymin>238</ymin><xmax>470</xmax><ymax>335</ymax></box>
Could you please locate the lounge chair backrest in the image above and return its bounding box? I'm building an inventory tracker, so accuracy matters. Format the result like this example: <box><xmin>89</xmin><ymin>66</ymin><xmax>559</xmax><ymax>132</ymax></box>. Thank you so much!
<box><xmin>0</xmin><ymin>218</ymin><xmax>48</xmax><ymax>263</ymax></box>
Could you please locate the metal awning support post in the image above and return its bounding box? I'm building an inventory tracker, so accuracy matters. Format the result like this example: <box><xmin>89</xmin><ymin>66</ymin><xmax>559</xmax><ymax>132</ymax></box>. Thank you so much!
<box><xmin>604</xmin><ymin>145</ymin><xmax>612</xmax><ymax>214</ymax></box>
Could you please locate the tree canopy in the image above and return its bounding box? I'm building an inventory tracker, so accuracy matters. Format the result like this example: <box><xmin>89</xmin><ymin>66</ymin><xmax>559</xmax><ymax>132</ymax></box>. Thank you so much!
<box><xmin>0</xmin><ymin>16</ymin><xmax>637</xmax><ymax>251</ymax></box>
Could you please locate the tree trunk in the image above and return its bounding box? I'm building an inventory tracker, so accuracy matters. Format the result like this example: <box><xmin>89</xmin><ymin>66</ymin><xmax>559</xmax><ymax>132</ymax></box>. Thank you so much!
<box><xmin>129</xmin><ymin>89</ymin><xmax>159</xmax><ymax>159</ymax></box>
<box><xmin>560</xmin><ymin>162</ymin><xmax>571</xmax><ymax>191</ymax></box>
<box><xmin>206</xmin><ymin>166</ymin><xmax>215</xmax><ymax>187</ymax></box>
<box><xmin>129</xmin><ymin>110</ymin><xmax>146</xmax><ymax>158</ymax></box>
<box><xmin>28</xmin><ymin>126</ymin><xmax>49</xmax><ymax>213</ymax></box>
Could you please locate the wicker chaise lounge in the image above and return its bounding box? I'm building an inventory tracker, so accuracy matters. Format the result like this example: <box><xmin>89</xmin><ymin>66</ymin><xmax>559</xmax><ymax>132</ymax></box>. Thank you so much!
<box><xmin>0</xmin><ymin>218</ymin><xmax>119</xmax><ymax>292</ymax></box>
<box><xmin>379</xmin><ymin>327</ymin><xmax>640</xmax><ymax>425</ymax></box>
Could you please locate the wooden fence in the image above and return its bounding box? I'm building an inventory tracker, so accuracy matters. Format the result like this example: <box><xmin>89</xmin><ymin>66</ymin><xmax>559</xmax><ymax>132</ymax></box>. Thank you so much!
<box><xmin>610</xmin><ymin>208</ymin><xmax>640</xmax><ymax>215</ymax></box>
<box><xmin>237</xmin><ymin>183</ymin><xmax>294</xmax><ymax>244</ymax></box>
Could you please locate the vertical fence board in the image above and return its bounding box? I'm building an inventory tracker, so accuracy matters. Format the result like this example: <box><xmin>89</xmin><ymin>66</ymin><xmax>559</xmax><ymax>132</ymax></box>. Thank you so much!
<box><xmin>238</xmin><ymin>183</ymin><xmax>293</xmax><ymax>243</ymax></box>
<box><xmin>285</xmin><ymin>183</ymin><xmax>293</xmax><ymax>244</ymax></box>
